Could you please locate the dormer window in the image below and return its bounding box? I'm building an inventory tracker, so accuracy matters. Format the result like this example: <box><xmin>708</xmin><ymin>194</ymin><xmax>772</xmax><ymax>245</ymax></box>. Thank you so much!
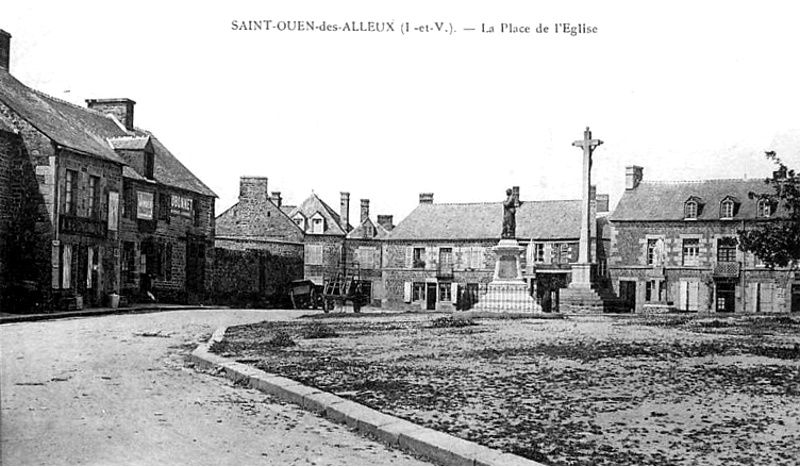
<box><xmin>757</xmin><ymin>199</ymin><xmax>773</xmax><ymax>218</ymax></box>
<box><xmin>292</xmin><ymin>213</ymin><xmax>306</xmax><ymax>231</ymax></box>
<box><xmin>144</xmin><ymin>148</ymin><xmax>155</xmax><ymax>180</ymax></box>
<box><xmin>720</xmin><ymin>196</ymin><xmax>739</xmax><ymax>219</ymax></box>
<box><xmin>684</xmin><ymin>198</ymin><xmax>702</xmax><ymax>219</ymax></box>
<box><xmin>310</xmin><ymin>213</ymin><xmax>325</xmax><ymax>234</ymax></box>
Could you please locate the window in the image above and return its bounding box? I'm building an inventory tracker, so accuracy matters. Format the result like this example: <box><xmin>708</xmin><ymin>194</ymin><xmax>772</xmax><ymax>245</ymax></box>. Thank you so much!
<box><xmin>158</xmin><ymin>193</ymin><xmax>171</xmax><ymax>222</ymax></box>
<box><xmin>684</xmin><ymin>200</ymin><xmax>698</xmax><ymax>219</ymax></box>
<box><xmin>193</xmin><ymin>199</ymin><xmax>202</xmax><ymax>227</ymax></box>
<box><xmin>646</xmin><ymin>239</ymin><xmax>658</xmax><ymax>265</ymax></box>
<box><xmin>121</xmin><ymin>242</ymin><xmax>135</xmax><ymax>284</ymax></box>
<box><xmin>682</xmin><ymin>238</ymin><xmax>700</xmax><ymax>266</ymax></box>
<box><xmin>293</xmin><ymin>214</ymin><xmax>306</xmax><ymax>231</ymax></box>
<box><xmin>412</xmin><ymin>282</ymin><xmax>426</xmax><ymax>301</ymax></box>
<box><xmin>88</xmin><ymin>176</ymin><xmax>100</xmax><ymax>219</ymax></box>
<box><xmin>311</xmin><ymin>217</ymin><xmax>324</xmax><ymax>234</ymax></box>
<box><xmin>439</xmin><ymin>248</ymin><xmax>453</xmax><ymax>268</ymax></box>
<box><xmin>305</xmin><ymin>244</ymin><xmax>323</xmax><ymax>265</ymax></box>
<box><xmin>413</xmin><ymin>247</ymin><xmax>426</xmax><ymax>268</ymax></box>
<box><xmin>357</xmin><ymin>247</ymin><xmax>376</xmax><ymax>269</ymax></box>
<box><xmin>469</xmin><ymin>247</ymin><xmax>485</xmax><ymax>269</ymax></box>
<box><xmin>65</xmin><ymin>169</ymin><xmax>78</xmax><ymax>215</ymax></box>
<box><xmin>717</xmin><ymin>237</ymin><xmax>737</xmax><ymax>262</ymax></box>
<box><xmin>439</xmin><ymin>282</ymin><xmax>452</xmax><ymax>302</ymax></box>
<box><xmin>720</xmin><ymin>199</ymin><xmax>735</xmax><ymax>218</ymax></box>
<box><xmin>757</xmin><ymin>199</ymin><xmax>772</xmax><ymax>218</ymax></box>
<box><xmin>645</xmin><ymin>280</ymin><xmax>666</xmax><ymax>302</ymax></box>
<box><xmin>534</xmin><ymin>243</ymin><xmax>545</xmax><ymax>262</ymax></box>
<box><xmin>359</xmin><ymin>281</ymin><xmax>372</xmax><ymax>302</ymax></box>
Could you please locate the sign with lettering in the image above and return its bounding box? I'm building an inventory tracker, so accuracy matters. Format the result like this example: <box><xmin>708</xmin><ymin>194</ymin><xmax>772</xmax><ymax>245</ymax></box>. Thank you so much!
<box><xmin>108</xmin><ymin>191</ymin><xmax>119</xmax><ymax>231</ymax></box>
<box><xmin>171</xmin><ymin>195</ymin><xmax>193</xmax><ymax>217</ymax></box>
<box><xmin>137</xmin><ymin>191</ymin><xmax>154</xmax><ymax>220</ymax></box>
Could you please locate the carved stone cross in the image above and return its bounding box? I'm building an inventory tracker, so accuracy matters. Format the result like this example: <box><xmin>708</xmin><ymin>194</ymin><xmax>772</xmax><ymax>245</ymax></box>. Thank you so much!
<box><xmin>572</xmin><ymin>127</ymin><xmax>603</xmax><ymax>265</ymax></box>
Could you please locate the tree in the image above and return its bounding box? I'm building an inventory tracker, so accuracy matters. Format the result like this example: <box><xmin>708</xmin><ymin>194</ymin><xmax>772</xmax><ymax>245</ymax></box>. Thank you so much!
<box><xmin>738</xmin><ymin>151</ymin><xmax>800</xmax><ymax>269</ymax></box>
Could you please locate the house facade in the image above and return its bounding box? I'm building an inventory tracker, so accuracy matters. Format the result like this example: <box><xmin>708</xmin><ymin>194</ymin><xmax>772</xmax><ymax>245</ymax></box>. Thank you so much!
<box><xmin>382</xmin><ymin>190</ymin><xmax>611</xmax><ymax>312</ymax></box>
<box><xmin>213</xmin><ymin>176</ymin><xmax>304</xmax><ymax>305</ymax></box>
<box><xmin>608</xmin><ymin>165</ymin><xmax>799</xmax><ymax>313</ymax></box>
<box><xmin>0</xmin><ymin>31</ymin><xmax>216</xmax><ymax>311</ymax></box>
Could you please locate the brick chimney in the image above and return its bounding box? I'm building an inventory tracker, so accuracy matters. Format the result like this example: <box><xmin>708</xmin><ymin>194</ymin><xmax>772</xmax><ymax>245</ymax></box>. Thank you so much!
<box><xmin>340</xmin><ymin>192</ymin><xmax>350</xmax><ymax>231</ymax></box>
<box><xmin>270</xmin><ymin>191</ymin><xmax>282</xmax><ymax>207</ymax></box>
<box><xmin>596</xmin><ymin>194</ymin><xmax>610</xmax><ymax>213</ymax></box>
<box><xmin>377</xmin><ymin>215</ymin><xmax>394</xmax><ymax>231</ymax></box>
<box><xmin>419</xmin><ymin>193</ymin><xmax>434</xmax><ymax>204</ymax></box>
<box><xmin>360</xmin><ymin>199</ymin><xmax>370</xmax><ymax>224</ymax></box>
<box><xmin>239</xmin><ymin>176</ymin><xmax>269</xmax><ymax>202</ymax></box>
<box><xmin>86</xmin><ymin>98</ymin><xmax>136</xmax><ymax>131</ymax></box>
<box><xmin>625</xmin><ymin>166</ymin><xmax>644</xmax><ymax>190</ymax></box>
<box><xmin>0</xmin><ymin>30</ymin><xmax>11</xmax><ymax>71</ymax></box>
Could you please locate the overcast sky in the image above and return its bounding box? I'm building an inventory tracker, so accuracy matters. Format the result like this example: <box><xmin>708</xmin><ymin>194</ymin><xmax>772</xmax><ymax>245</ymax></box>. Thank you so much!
<box><xmin>4</xmin><ymin>1</ymin><xmax>800</xmax><ymax>221</ymax></box>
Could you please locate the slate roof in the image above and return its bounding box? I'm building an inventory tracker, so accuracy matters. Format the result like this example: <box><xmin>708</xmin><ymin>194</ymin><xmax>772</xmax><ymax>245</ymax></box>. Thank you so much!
<box><xmin>387</xmin><ymin>199</ymin><xmax>588</xmax><ymax>241</ymax></box>
<box><xmin>610</xmin><ymin>179</ymin><xmax>776</xmax><ymax>221</ymax></box>
<box><xmin>347</xmin><ymin>217</ymin><xmax>390</xmax><ymax>240</ymax></box>
<box><xmin>287</xmin><ymin>193</ymin><xmax>350</xmax><ymax>236</ymax></box>
<box><xmin>0</xmin><ymin>69</ymin><xmax>125</xmax><ymax>163</ymax></box>
<box><xmin>0</xmin><ymin>69</ymin><xmax>216</xmax><ymax>198</ymax></box>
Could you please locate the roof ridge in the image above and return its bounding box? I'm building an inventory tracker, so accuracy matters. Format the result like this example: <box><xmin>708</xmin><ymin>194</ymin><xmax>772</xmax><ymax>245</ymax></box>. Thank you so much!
<box><xmin>429</xmin><ymin>199</ymin><xmax>581</xmax><ymax>206</ymax></box>
<box><xmin>31</xmin><ymin>89</ymin><xmax>111</xmax><ymax>118</ymax></box>
<box><xmin>643</xmin><ymin>178</ymin><xmax>761</xmax><ymax>185</ymax></box>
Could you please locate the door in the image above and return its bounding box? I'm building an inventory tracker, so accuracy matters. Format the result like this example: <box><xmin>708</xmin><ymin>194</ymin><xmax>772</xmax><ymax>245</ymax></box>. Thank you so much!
<box><xmin>619</xmin><ymin>280</ymin><xmax>636</xmax><ymax>313</ymax></box>
<box><xmin>715</xmin><ymin>282</ymin><xmax>735</xmax><ymax>313</ymax></box>
<box><xmin>426</xmin><ymin>283</ymin><xmax>437</xmax><ymax>310</ymax></box>
<box><xmin>792</xmin><ymin>284</ymin><xmax>800</xmax><ymax>313</ymax></box>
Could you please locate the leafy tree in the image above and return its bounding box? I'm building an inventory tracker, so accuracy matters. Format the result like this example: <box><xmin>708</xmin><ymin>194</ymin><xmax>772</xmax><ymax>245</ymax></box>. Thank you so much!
<box><xmin>738</xmin><ymin>151</ymin><xmax>800</xmax><ymax>269</ymax></box>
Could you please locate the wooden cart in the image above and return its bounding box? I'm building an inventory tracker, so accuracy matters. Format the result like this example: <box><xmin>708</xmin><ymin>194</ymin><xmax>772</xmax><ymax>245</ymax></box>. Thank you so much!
<box><xmin>321</xmin><ymin>262</ymin><xmax>369</xmax><ymax>313</ymax></box>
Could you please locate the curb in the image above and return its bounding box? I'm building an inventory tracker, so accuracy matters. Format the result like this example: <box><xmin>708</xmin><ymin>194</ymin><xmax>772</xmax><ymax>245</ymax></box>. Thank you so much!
<box><xmin>0</xmin><ymin>304</ymin><xmax>203</xmax><ymax>325</ymax></box>
<box><xmin>191</xmin><ymin>326</ymin><xmax>541</xmax><ymax>466</ymax></box>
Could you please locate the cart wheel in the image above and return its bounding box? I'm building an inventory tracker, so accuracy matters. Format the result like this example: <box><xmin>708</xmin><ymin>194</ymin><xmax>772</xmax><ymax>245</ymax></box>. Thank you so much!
<box><xmin>323</xmin><ymin>299</ymin><xmax>331</xmax><ymax>313</ymax></box>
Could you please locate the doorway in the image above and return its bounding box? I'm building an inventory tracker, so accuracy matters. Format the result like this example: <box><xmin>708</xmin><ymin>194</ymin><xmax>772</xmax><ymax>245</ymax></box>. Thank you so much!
<box><xmin>715</xmin><ymin>282</ymin><xmax>735</xmax><ymax>313</ymax></box>
<box><xmin>426</xmin><ymin>283</ymin><xmax>437</xmax><ymax>310</ymax></box>
<box><xmin>792</xmin><ymin>284</ymin><xmax>800</xmax><ymax>313</ymax></box>
<box><xmin>619</xmin><ymin>280</ymin><xmax>637</xmax><ymax>313</ymax></box>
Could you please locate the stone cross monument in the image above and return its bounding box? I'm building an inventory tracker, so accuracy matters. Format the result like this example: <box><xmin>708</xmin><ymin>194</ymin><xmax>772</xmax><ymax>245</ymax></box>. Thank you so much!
<box><xmin>570</xmin><ymin>126</ymin><xmax>603</xmax><ymax>287</ymax></box>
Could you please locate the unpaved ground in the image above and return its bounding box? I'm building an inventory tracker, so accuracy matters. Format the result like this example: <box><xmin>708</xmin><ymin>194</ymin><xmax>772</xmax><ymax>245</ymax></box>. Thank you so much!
<box><xmin>214</xmin><ymin>312</ymin><xmax>800</xmax><ymax>465</ymax></box>
<box><xmin>0</xmin><ymin>309</ymin><xmax>427</xmax><ymax>465</ymax></box>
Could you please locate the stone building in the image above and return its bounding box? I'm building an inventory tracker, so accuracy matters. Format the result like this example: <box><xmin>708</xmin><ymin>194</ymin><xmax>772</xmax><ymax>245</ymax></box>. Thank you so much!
<box><xmin>382</xmin><ymin>190</ymin><xmax>611</xmax><ymax>312</ymax></box>
<box><xmin>213</xmin><ymin>177</ymin><xmax>304</xmax><ymax>304</ymax></box>
<box><xmin>344</xmin><ymin>199</ymin><xmax>391</xmax><ymax>306</ymax></box>
<box><xmin>0</xmin><ymin>31</ymin><xmax>215</xmax><ymax>311</ymax></box>
<box><xmin>608</xmin><ymin>165</ymin><xmax>799</xmax><ymax>313</ymax></box>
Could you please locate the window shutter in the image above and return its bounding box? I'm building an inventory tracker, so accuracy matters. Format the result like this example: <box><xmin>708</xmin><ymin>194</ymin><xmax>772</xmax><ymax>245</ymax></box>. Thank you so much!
<box><xmin>679</xmin><ymin>281</ymin><xmax>688</xmax><ymax>310</ymax></box>
<box><xmin>688</xmin><ymin>282</ymin><xmax>699</xmax><ymax>311</ymax></box>
<box><xmin>426</xmin><ymin>247</ymin><xmax>438</xmax><ymax>270</ymax></box>
<box><xmin>747</xmin><ymin>283</ymin><xmax>759</xmax><ymax>313</ymax></box>
<box><xmin>86</xmin><ymin>247</ymin><xmax>94</xmax><ymax>289</ymax></box>
<box><xmin>353</xmin><ymin>247</ymin><xmax>361</xmax><ymax>267</ymax></box>
<box><xmin>451</xmin><ymin>283</ymin><xmax>459</xmax><ymax>302</ymax></box>
<box><xmin>477</xmin><ymin>247</ymin><xmax>485</xmax><ymax>269</ymax></box>
<box><xmin>403</xmin><ymin>282</ymin><xmax>412</xmax><ymax>303</ymax></box>
<box><xmin>762</xmin><ymin>282</ymin><xmax>775</xmax><ymax>312</ymax></box>
<box><xmin>62</xmin><ymin>244</ymin><xmax>72</xmax><ymax>289</ymax></box>
<box><xmin>405</xmin><ymin>246</ymin><xmax>413</xmax><ymax>269</ymax></box>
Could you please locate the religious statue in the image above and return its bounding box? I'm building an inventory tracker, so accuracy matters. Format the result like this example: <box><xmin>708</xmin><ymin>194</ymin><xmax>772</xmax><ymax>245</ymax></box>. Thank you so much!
<box><xmin>502</xmin><ymin>188</ymin><xmax>516</xmax><ymax>239</ymax></box>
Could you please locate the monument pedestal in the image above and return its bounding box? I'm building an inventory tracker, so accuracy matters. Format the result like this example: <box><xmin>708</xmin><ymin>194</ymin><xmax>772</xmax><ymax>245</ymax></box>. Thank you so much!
<box><xmin>560</xmin><ymin>262</ymin><xmax>623</xmax><ymax>313</ymax></box>
<box><xmin>470</xmin><ymin>239</ymin><xmax>542</xmax><ymax>314</ymax></box>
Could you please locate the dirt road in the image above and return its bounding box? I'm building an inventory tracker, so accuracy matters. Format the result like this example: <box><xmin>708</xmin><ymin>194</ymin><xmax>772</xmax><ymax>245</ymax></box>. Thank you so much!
<box><xmin>0</xmin><ymin>309</ymin><xmax>427</xmax><ymax>465</ymax></box>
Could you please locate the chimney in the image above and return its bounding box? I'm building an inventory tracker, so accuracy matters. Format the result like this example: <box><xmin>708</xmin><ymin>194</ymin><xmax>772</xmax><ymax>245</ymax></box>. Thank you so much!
<box><xmin>86</xmin><ymin>98</ymin><xmax>136</xmax><ymax>131</ymax></box>
<box><xmin>360</xmin><ymin>199</ymin><xmax>370</xmax><ymax>224</ymax></box>
<box><xmin>625</xmin><ymin>166</ymin><xmax>644</xmax><ymax>190</ymax></box>
<box><xmin>512</xmin><ymin>186</ymin><xmax>520</xmax><ymax>207</ymax></box>
<box><xmin>596</xmin><ymin>194</ymin><xmax>610</xmax><ymax>213</ymax></box>
<box><xmin>377</xmin><ymin>215</ymin><xmax>394</xmax><ymax>231</ymax></box>
<box><xmin>239</xmin><ymin>176</ymin><xmax>268</xmax><ymax>202</ymax></box>
<box><xmin>0</xmin><ymin>30</ymin><xmax>11</xmax><ymax>71</ymax></box>
<box><xmin>340</xmin><ymin>192</ymin><xmax>350</xmax><ymax>231</ymax></box>
<box><xmin>419</xmin><ymin>193</ymin><xmax>434</xmax><ymax>204</ymax></box>
<box><xmin>270</xmin><ymin>191</ymin><xmax>282</xmax><ymax>207</ymax></box>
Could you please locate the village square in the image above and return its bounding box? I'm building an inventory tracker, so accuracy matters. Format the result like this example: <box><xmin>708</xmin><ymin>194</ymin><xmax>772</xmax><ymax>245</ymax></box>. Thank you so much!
<box><xmin>2</xmin><ymin>10</ymin><xmax>800</xmax><ymax>466</ymax></box>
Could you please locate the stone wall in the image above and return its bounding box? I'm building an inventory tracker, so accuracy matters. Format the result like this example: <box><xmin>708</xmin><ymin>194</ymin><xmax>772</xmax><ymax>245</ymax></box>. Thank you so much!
<box><xmin>208</xmin><ymin>246</ymin><xmax>303</xmax><ymax>308</ymax></box>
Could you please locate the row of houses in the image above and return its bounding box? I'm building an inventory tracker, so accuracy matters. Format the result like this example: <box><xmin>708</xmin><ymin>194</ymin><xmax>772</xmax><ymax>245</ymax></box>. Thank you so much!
<box><xmin>1</xmin><ymin>28</ymin><xmax>797</xmax><ymax>314</ymax></box>
<box><xmin>0</xmin><ymin>30</ymin><xmax>216</xmax><ymax>312</ymax></box>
